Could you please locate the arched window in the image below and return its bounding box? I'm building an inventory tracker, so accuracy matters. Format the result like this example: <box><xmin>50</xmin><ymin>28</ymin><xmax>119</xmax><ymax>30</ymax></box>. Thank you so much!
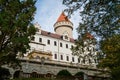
<box><xmin>54</xmin><ymin>54</ymin><xmax>57</xmax><ymax>59</ymax></box>
<box><xmin>72</xmin><ymin>57</ymin><xmax>74</xmax><ymax>62</ymax></box>
<box><xmin>66</xmin><ymin>56</ymin><xmax>69</xmax><ymax>61</ymax></box>
<box><xmin>78</xmin><ymin>58</ymin><xmax>80</xmax><ymax>63</ymax></box>
<box><xmin>35</xmin><ymin>56</ymin><xmax>40</xmax><ymax>59</ymax></box>
<box><xmin>61</xmin><ymin>55</ymin><xmax>63</xmax><ymax>60</ymax></box>
<box><xmin>60</xmin><ymin>42</ymin><xmax>62</xmax><ymax>47</ymax></box>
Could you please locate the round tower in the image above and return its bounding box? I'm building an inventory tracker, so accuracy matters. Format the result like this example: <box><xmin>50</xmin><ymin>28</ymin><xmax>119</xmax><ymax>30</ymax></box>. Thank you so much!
<box><xmin>54</xmin><ymin>12</ymin><xmax>73</xmax><ymax>38</ymax></box>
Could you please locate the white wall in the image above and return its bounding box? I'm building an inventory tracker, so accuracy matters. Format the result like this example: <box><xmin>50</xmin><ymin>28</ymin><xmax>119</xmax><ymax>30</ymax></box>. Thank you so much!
<box><xmin>29</xmin><ymin>33</ymin><xmax>79</xmax><ymax>63</ymax></box>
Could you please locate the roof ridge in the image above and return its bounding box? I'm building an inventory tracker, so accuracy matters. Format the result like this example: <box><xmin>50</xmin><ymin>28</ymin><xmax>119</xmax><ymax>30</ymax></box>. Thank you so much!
<box><xmin>41</xmin><ymin>30</ymin><xmax>75</xmax><ymax>43</ymax></box>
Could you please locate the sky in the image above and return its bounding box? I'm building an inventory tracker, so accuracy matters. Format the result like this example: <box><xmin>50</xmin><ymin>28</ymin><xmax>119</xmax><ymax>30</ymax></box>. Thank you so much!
<box><xmin>33</xmin><ymin>0</ymin><xmax>82</xmax><ymax>39</ymax></box>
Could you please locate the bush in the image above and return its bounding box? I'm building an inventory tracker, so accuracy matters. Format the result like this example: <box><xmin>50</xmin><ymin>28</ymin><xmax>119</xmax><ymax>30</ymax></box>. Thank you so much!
<box><xmin>74</xmin><ymin>71</ymin><xmax>84</xmax><ymax>77</ymax></box>
<box><xmin>57</xmin><ymin>69</ymin><xmax>72</xmax><ymax>77</ymax></box>
<box><xmin>0</xmin><ymin>67</ymin><xmax>10</xmax><ymax>80</ymax></box>
<box><xmin>74</xmin><ymin>71</ymin><xmax>84</xmax><ymax>80</ymax></box>
<box><xmin>56</xmin><ymin>69</ymin><xmax>73</xmax><ymax>80</ymax></box>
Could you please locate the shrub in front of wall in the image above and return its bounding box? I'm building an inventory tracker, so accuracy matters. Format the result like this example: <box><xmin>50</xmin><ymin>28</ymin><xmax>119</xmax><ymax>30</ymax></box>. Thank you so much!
<box><xmin>74</xmin><ymin>71</ymin><xmax>84</xmax><ymax>80</ymax></box>
<box><xmin>0</xmin><ymin>67</ymin><xmax>10</xmax><ymax>80</ymax></box>
<box><xmin>56</xmin><ymin>69</ymin><xmax>73</xmax><ymax>80</ymax></box>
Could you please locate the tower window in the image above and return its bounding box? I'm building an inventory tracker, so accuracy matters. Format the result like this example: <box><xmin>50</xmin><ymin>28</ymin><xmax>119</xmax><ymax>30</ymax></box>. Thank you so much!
<box><xmin>61</xmin><ymin>55</ymin><xmax>63</xmax><ymax>60</ymax></box>
<box><xmin>47</xmin><ymin>40</ymin><xmax>50</xmax><ymax>44</ymax></box>
<box><xmin>54</xmin><ymin>41</ymin><xmax>57</xmax><ymax>46</ymax></box>
<box><xmin>66</xmin><ymin>56</ymin><xmax>69</xmax><ymax>61</ymax></box>
<box><xmin>66</xmin><ymin>44</ymin><xmax>68</xmax><ymax>48</ymax></box>
<box><xmin>39</xmin><ymin>38</ymin><xmax>42</xmax><ymax>42</ymax></box>
<box><xmin>60</xmin><ymin>42</ymin><xmax>62</xmax><ymax>47</ymax></box>
<box><xmin>72</xmin><ymin>57</ymin><xmax>74</xmax><ymax>62</ymax></box>
<box><xmin>54</xmin><ymin>54</ymin><xmax>57</xmax><ymax>59</ymax></box>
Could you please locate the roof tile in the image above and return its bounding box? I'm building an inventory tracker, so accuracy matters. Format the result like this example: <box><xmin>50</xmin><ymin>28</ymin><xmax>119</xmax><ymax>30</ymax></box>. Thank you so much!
<box><xmin>56</xmin><ymin>12</ymin><xmax>70</xmax><ymax>22</ymax></box>
<box><xmin>41</xmin><ymin>30</ymin><xmax>75</xmax><ymax>43</ymax></box>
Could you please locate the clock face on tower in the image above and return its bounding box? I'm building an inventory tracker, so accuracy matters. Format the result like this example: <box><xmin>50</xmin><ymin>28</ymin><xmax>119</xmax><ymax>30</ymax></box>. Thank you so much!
<box><xmin>62</xmin><ymin>31</ymin><xmax>70</xmax><ymax>41</ymax></box>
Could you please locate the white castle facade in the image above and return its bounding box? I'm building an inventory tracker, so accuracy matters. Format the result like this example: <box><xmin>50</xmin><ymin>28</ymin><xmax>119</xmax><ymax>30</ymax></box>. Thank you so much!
<box><xmin>26</xmin><ymin>12</ymin><xmax>97</xmax><ymax>67</ymax></box>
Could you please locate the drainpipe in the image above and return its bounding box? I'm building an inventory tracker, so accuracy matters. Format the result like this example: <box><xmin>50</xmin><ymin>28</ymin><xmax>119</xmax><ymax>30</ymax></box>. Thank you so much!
<box><xmin>58</xmin><ymin>39</ymin><xmax>60</xmax><ymax>62</ymax></box>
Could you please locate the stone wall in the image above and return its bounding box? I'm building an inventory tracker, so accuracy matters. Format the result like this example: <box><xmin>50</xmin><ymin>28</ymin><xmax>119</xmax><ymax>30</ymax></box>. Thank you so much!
<box><xmin>20</xmin><ymin>59</ymin><xmax>110</xmax><ymax>78</ymax></box>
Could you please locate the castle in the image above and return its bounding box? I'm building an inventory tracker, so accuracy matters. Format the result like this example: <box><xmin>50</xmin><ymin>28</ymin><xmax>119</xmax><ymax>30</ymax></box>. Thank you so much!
<box><xmin>26</xmin><ymin>12</ymin><xmax>98</xmax><ymax>66</ymax></box>
<box><xmin>13</xmin><ymin>12</ymin><xmax>109</xmax><ymax>80</ymax></box>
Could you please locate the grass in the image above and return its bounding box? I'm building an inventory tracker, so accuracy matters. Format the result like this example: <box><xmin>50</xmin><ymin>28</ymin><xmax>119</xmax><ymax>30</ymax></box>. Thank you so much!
<box><xmin>12</xmin><ymin>78</ymin><xmax>60</xmax><ymax>80</ymax></box>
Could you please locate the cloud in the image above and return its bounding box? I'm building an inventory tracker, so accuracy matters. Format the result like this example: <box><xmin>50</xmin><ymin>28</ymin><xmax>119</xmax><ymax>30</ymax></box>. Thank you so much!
<box><xmin>34</xmin><ymin>0</ymin><xmax>81</xmax><ymax>39</ymax></box>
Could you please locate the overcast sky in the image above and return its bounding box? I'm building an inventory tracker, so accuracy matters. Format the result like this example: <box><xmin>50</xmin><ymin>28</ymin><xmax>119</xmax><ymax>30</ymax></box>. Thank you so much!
<box><xmin>33</xmin><ymin>0</ymin><xmax>81</xmax><ymax>39</ymax></box>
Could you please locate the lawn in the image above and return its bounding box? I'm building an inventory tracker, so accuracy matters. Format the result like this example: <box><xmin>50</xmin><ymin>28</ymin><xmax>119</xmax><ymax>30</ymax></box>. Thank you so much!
<box><xmin>12</xmin><ymin>78</ymin><xmax>60</xmax><ymax>80</ymax></box>
<box><xmin>12</xmin><ymin>77</ymin><xmax>74</xmax><ymax>80</ymax></box>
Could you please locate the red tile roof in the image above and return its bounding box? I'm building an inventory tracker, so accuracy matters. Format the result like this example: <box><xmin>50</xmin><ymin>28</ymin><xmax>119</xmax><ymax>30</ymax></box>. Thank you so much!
<box><xmin>41</xmin><ymin>30</ymin><xmax>75</xmax><ymax>43</ymax></box>
<box><xmin>56</xmin><ymin>12</ymin><xmax>70</xmax><ymax>22</ymax></box>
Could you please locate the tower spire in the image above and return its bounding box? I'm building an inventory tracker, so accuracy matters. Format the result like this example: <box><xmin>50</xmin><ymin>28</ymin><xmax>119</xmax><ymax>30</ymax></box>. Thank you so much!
<box><xmin>56</xmin><ymin>11</ymin><xmax>70</xmax><ymax>22</ymax></box>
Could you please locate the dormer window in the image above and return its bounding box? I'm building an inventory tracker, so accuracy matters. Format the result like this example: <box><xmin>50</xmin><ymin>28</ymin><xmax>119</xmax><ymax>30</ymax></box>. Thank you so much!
<box><xmin>65</xmin><ymin>35</ymin><xmax>68</xmax><ymax>40</ymax></box>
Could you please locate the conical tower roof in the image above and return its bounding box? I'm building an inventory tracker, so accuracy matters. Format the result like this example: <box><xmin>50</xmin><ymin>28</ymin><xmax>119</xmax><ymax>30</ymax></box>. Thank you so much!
<box><xmin>56</xmin><ymin>12</ymin><xmax>71</xmax><ymax>22</ymax></box>
<box><xmin>54</xmin><ymin>12</ymin><xmax>73</xmax><ymax>38</ymax></box>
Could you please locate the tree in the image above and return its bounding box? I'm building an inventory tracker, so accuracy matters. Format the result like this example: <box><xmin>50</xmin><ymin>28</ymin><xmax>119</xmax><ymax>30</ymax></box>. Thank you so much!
<box><xmin>63</xmin><ymin>0</ymin><xmax>120</xmax><ymax>39</ymax></box>
<box><xmin>99</xmin><ymin>34</ymin><xmax>120</xmax><ymax>80</ymax></box>
<box><xmin>71</xmin><ymin>33</ymin><xmax>98</xmax><ymax>66</ymax></box>
<box><xmin>57</xmin><ymin>69</ymin><xmax>73</xmax><ymax>80</ymax></box>
<box><xmin>57</xmin><ymin>69</ymin><xmax>72</xmax><ymax>77</ymax></box>
<box><xmin>74</xmin><ymin>71</ymin><xmax>84</xmax><ymax>79</ymax></box>
<box><xmin>0</xmin><ymin>0</ymin><xmax>36</xmax><ymax>67</ymax></box>
<box><xmin>0</xmin><ymin>67</ymin><xmax>10</xmax><ymax>80</ymax></box>
<box><xmin>63</xmin><ymin>0</ymin><xmax>120</xmax><ymax>79</ymax></box>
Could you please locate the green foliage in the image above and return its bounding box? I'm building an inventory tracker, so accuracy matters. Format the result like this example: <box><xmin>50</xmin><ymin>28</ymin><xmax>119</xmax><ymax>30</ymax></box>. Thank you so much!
<box><xmin>71</xmin><ymin>32</ymin><xmax>97</xmax><ymax>65</ymax></box>
<box><xmin>0</xmin><ymin>0</ymin><xmax>36</xmax><ymax>67</ymax></box>
<box><xmin>99</xmin><ymin>34</ymin><xmax>120</xmax><ymax>80</ymax></box>
<box><xmin>74</xmin><ymin>71</ymin><xmax>84</xmax><ymax>77</ymax></box>
<box><xmin>63</xmin><ymin>0</ymin><xmax>120</xmax><ymax>39</ymax></box>
<box><xmin>63</xmin><ymin>0</ymin><xmax>120</xmax><ymax>79</ymax></box>
<box><xmin>57</xmin><ymin>69</ymin><xmax>72</xmax><ymax>77</ymax></box>
<box><xmin>12</xmin><ymin>78</ymin><xmax>60</xmax><ymax>80</ymax></box>
<box><xmin>0</xmin><ymin>67</ymin><xmax>10</xmax><ymax>80</ymax></box>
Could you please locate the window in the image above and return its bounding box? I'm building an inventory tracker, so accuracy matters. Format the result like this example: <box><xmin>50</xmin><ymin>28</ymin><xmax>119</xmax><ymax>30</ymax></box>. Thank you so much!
<box><xmin>60</xmin><ymin>42</ymin><xmax>62</xmax><ymax>47</ymax></box>
<box><xmin>31</xmin><ymin>37</ymin><xmax>35</xmax><ymax>41</ymax></box>
<box><xmin>54</xmin><ymin>41</ymin><xmax>57</xmax><ymax>46</ymax></box>
<box><xmin>65</xmin><ymin>35</ymin><xmax>68</xmax><ymax>40</ymax></box>
<box><xmin>35</xmin><ymin>56</ymin><xmax>40</xmax><ymax>59</ymax></box>
<box><xmin>66</xmin><ymin>44</ymin><xmax>68</xmax><ymax>48</ymax></box>
<box><xmin>60</xmin><ymin>55</ymin><xmax>63</xmax><ymax>60</ymax></box>
<box><xmin>54</xmin><ymin>54</ymin><xmax>57</xmax><ymax>59</ymax></box>
<box><xmin>72</xmin><ymin>57</ymin><xmax>74</xmax><ymax>62</ymax></box>
<box><xmin>47</xmin><ymin>40</ymin><xmax>50</xmax><ymax>44</ymax></box>
<box><xmin>66</xmin><ymin>56</ymin><xmax>69</xmax><ymax>61</ymax></box>
<box><xmin>83</xmin><ymin>59</ymin><xmax>85</xmax><ymax>63</ymax></box>
<box><xmin>39</xmin><ymin>38</ymin><xmax>42</xmax><ymax>42</ymax></box>
<box><xmin>78</xmin><ymin>58</ymin><xmax>80</xmax><ymax>63</ymax></box>
<box><xmin>89</xmin><ymin>59</ymin><xmax>91</xmax><ymax>63</ymax></box>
